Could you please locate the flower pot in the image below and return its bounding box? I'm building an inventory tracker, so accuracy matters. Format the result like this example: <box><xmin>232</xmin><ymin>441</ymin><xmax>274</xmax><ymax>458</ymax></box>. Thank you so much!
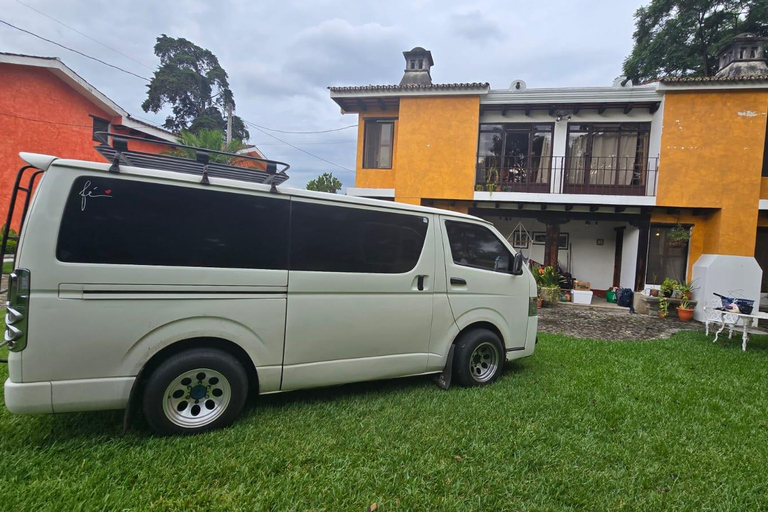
<box><xmin>677</xmin><ymin>307</ymin><xmax>695</xmax><ymax>321</ymax></box>
<box><xmin>683</xmin><ymin>291</ymin><xmax>692</xmax><ymax>299</ymax></box>
<box><xmin>539</xmin><ymin>286</ymin><xmax>560</xmax><ymax>305</ymax></box>
<box><xmin>537</xmin><ymin>298</ymin><xmax>543</xmax><ymax>309</ymax></box>
<box><xmin>650</xmin><ymin>289</ymin><xmax>659</xmax><ymax>297</ymax></box>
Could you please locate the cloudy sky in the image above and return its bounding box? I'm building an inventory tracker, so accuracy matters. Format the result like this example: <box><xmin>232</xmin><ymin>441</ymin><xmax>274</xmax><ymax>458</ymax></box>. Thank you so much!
<box><xmin>1</xmin><ymin>0</ymin><xmax>643</xmax><ymax>189</ymax></box>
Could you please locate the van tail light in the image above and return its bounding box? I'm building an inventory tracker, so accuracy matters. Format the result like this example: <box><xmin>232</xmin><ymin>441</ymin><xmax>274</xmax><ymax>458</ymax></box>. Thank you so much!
<box><xmin>4</xmin><ymin>269</ymin><xmax>30</xmax><ymax>352</ymax></box>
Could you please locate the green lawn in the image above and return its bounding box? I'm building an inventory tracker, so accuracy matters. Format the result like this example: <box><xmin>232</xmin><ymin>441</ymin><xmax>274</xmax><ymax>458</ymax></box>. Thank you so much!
<box><xmin>2</xmin><ymin>331</ymin><xmax>768</xmax><ymax>511</ymax></box>
<box><xmin>2</xmin><ymin>261</ymin><xmax>12</xmax><ymax>274</ymax></box>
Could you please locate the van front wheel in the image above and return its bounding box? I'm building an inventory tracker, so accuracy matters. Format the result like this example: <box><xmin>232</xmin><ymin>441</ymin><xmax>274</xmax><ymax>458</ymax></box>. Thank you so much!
<box><xmin>142</xmin><ymin>348</ymin><xmax>248</xmax><ymax>435</ymax></box>
<box><xmin>453</xmin><ymin>329</ymin><xmax>504</xmax><ymax>387</ymax></box>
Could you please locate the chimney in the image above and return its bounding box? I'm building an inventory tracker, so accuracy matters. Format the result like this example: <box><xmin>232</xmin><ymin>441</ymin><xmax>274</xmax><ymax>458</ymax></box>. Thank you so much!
<box><xmin>716</xmin><ymin>33</ymin><xmax>768</xmax><ymax>78</ymax></box>
<box><xmin>400</xmin><ymin>47</ymin><xmax>434</xmax><ymax>86</ymax></box>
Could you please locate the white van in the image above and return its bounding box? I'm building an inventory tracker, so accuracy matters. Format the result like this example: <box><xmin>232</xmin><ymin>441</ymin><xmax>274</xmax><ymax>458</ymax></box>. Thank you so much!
<box><xmin>2</xmin><ymin>137</ymin><xmax>537</xmax><ymax>435</ymax></box>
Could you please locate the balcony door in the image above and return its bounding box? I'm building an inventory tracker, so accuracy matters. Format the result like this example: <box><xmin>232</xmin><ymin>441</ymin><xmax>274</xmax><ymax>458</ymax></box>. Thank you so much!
<box><xmin>564</xmin><ymin>123</ymin><xmax>650</xmax><ymax>195</ymax></box>
<box><xmin>476</xmin><ymin>124</ymin><xmax>553</xmax><ymax>192</ymax></box>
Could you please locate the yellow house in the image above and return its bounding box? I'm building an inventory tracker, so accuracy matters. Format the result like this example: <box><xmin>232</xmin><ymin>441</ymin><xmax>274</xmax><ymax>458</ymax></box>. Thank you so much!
<box><xmin>329</xmin><ymin>38</ymin><xmax>768</xmax><ymax>311</ymax></box>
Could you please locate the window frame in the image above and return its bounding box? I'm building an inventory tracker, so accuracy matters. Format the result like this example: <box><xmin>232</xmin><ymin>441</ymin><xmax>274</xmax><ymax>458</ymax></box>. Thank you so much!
<box><xmin>91</xmin><ymin>116</ymin><xmax>110</xmax><ymax>142</ymax></box>
<box><xmin>362</xmin><ymin>118</ymin><xmax>396</xmax><ymax>170</ymax></box>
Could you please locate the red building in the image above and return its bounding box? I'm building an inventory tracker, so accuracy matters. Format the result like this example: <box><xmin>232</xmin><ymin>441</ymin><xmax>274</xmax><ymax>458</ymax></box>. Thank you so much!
<box><xmin>0</xmin><ymin>53</ymin><xmax>177</xmax><ymax>227</ymax></box>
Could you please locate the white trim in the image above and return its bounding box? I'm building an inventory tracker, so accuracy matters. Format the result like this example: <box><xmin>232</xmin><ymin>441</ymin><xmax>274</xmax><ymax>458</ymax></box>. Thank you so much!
<box><xmin>473</xmin><ymin>191</ymin><xmax>656</xmax><ymax>206</ymax></box>
<box><xmin>346</xmin><ymin>187</ymin><xmax>396</xmax><ymax>198</ymax></box>
<box><xmin>483</xmin><ymin>84</ymin><xmax>661</xmax><ymax>105</ymax></box>
<box><xmin>759</xmin><ymin>199</ymin><xmax>768</xmax><ymax>210</ymax></box>
<box><xmin>121</xmin><ymin>117</ymin><xmax>178</xmax><ymax>143</ymax></box>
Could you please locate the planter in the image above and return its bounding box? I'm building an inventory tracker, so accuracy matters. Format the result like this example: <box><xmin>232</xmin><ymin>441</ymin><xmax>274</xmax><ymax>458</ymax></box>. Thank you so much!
<box><xmin>677</xmin><ymin>307</ymin><xmax>695</xmax><ymax>321</ymax></box>
<box><xmin>537</xmin><ymin>298</ymin><xmax>543</xmax><ymax>309</ymax></box>
<box><xmin>650</xmin><ymin>289</ymin><xmax>659</xmax><ymax>297</ymax></box>
<box><xmin>683</xmin><ymin>291</ymin><xmax>693</xmax><ymax>299</ymax></box>
<box><xmin>669</xmin><ymin>240</ymin><xmax>688</xmax><ymax>248</ymax></box>
<box><xmin>538</xmin><ymin>286</ymin><xmax>560</xmax><ymax>305</ymax></box>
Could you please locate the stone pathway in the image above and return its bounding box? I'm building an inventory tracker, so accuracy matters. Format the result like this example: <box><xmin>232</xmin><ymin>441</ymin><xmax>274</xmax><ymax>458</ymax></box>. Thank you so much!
<box><xmin>537</xmin><ymin>303</ymin><xmax>701</xmax><ymax>341</ymax></box>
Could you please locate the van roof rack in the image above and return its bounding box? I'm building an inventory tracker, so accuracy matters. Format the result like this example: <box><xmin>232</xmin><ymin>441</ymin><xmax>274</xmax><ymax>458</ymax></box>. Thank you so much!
<box><xmin>93</xmin><ymin>132</ymin><xmax>290</xmax><ymax>186</ymax></box>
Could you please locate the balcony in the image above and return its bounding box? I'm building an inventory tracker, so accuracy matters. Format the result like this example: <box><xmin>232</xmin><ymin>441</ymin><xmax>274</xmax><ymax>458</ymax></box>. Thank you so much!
<box><xmin>475</xmin><ymin>156</ymin><xmax>659</xmax><ymax>196</ymax></box>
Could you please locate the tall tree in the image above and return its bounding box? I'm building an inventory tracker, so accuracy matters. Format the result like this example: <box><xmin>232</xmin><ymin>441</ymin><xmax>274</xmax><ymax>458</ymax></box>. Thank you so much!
<box><xmin>306</xmin><ymin>173</ymin><xmax>343</xmax><ymax>193</ymax></box>
<box><xmin>166</xmin><ymin>129</ymin><xmax>246</xmax><ymax>164</ymax></box>
<box><xmin>623</xmin><ymin>0</ymin><xmax>768</xmax><ymax>83</ymax></box>
<box><xmin>142</xmin><ymin>35</ymin><xmax>249</xmax><ymax>141</ymax></box>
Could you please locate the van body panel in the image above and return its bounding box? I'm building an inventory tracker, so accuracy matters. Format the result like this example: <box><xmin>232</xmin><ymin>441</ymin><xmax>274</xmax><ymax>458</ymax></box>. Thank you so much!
<box><xmin>51</xmin><ymin>377</ymin><xmax>134</xmax><ymax>412</ymax></box>
<box><xmin>440</xmin><ymin>216</ymin><xmax>533</xmax><ymax>350</ymax></box>
<box><xmin>4</xmin><ymin>379</ymin><xmax>52</xmax><ymax>413</ymax></box>
<box><xmin>280</xmin><ymin>354</ymin><xmax>430</xmax><ymax>391</ymax></box>
<box><xmin>281</xmin><ymin>201</ymin><xmax>436</xmax><ymax>390</ymax></box>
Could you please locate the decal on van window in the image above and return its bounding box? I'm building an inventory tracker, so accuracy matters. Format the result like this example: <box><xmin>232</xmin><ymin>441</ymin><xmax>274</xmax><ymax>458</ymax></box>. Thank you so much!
<box><xmin>78</xmin><ymin>180</ymin><xmax>113</xmax><ymax>211</ymax></box>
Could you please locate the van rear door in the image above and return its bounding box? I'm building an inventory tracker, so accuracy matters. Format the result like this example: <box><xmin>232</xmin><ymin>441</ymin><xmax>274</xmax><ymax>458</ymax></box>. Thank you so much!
<box><xmin>440</xmin><ymin>217</ymin><xmax>529</xmax><ymax>350</ymax></box>
<box><xmin>281</xmin><ymin>200</ymin><xmax>435</xmax><ymax>390</ymax></box>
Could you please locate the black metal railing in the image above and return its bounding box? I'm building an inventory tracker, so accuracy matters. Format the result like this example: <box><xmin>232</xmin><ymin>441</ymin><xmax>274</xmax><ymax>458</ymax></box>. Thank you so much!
<box><xmin>475</xmin><ymin>156</ymin><xmax>659</xmax><ymax>196</ymax></box>
<box><xmin>475</xmin><ymin>156</ymin><xmax>553</xmax><ymax>193</ymax></box>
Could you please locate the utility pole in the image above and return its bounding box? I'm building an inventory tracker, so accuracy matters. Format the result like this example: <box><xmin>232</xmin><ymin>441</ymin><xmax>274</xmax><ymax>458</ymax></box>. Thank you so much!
<box><xmin>225</xmin><ymin>102</ymin><xmax>233</xmax><ymax>146</ymax></box>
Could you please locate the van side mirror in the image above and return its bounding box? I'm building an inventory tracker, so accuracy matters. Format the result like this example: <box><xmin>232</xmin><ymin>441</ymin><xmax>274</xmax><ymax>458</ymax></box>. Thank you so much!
<box><xmin>510</xmin><ymin>252</ymin><xmax>524</xmax><ymax>275</ymax></box>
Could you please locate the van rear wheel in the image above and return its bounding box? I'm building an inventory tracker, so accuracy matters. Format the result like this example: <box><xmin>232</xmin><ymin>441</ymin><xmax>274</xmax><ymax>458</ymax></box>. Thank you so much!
<box><xmin>142</xmin><ymin>348</ymin><xmax>248</xmax><ymax>435</ymax></box>
<box><xmin>453</xmin><ymin>329</ymin><xmax>504</xmax><ymax>387</ymax></box>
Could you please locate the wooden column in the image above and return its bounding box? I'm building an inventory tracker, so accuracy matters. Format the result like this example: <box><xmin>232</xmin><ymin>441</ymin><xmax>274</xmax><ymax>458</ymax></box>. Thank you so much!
<box><xmin>544</xmin><ymin>223</ymin><xmax>560</xmax><ymax>268</ymax></box>
<box><xmin>613</xmin><ymin>226</ymin><xmax>625</xmax><ymax>287</ymax></box>
<box><xmin>634</xmin><ymin>220</ymin><xmax>650</xmax><ymax>292</ymax></box>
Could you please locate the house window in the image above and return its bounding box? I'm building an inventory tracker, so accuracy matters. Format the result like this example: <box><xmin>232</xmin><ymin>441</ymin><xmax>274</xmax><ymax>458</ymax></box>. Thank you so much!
<box><xmin>476</xmin><ymin>123</ymin><xmax>553</xmax><ymax>184</ymax></box>
<box><xmin>566</xmin><ymin>123</ymin><xmax>650</xmax><ymax>187</ymax></box>
<box><xmin>363</xmin><ymin>119</ymin><xmax>395</xmax><ymax>169</ymax></box>
<box><xmin>646</xmin><ymin>225</ymin><xmax>689</xmax><ymax>284</ymax></box>
<box><xmin>92</xmin><ymin>117</ymin><xmax>109</xmax><ymax>142</ymax></box>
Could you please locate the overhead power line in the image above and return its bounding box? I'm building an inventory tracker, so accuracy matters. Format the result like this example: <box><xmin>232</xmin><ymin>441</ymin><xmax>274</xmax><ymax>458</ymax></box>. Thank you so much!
<box><xmin>13</xmin><ymin>0</ymin><xmax>155</xmax><ymax>71</ymax></box>
<box><xmin>247</xmin><ymin>122</ymin><xmax>358</xmax><ymax>134</ymax></box>
<box><xmin>0</xmin><ymin>18</ymin><xmax>151</xmax><ymax>81</ymax></box>
<box><xmin>244</xmin><ymin>120</ymin><xmax>356</xmax><ymax>174</ymax></box>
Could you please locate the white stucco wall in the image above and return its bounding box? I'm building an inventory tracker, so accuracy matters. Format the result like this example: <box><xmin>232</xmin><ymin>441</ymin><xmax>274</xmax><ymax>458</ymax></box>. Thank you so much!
<box><xmin>620</xmin><ymin>227</ymin><xmax>640</xmax><ymax>289</ymax></box>
<box><xmin>482</xmin><ymin>215</ymin><xmax>631</xmax><ymax>290</ymax></box>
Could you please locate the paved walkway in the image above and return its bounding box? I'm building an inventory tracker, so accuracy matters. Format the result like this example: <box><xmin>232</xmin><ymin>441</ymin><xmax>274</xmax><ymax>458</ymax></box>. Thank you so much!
<box><xmin>538</xmin><ymin>303</ymin><xmax>700</xmax><ymax>340</ymax></box>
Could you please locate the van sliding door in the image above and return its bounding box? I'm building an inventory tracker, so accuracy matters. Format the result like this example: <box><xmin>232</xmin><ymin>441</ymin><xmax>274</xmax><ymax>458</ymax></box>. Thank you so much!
<box><xmin>281</xmin><ymin>200</ymin><xmax>435</xmax><ymax>390</ymax></box>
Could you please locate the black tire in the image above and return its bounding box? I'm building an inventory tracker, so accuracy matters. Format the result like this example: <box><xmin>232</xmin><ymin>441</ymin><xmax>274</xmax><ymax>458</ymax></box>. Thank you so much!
<box><xmin>452</xmin><ymin>329</ymin><xmax>504</xmax><ymax>387</ymax></box>
<box><xmin>142</xmin><ymin>348</ymin><xmax>249</xmax><ymax>435</ymax></box>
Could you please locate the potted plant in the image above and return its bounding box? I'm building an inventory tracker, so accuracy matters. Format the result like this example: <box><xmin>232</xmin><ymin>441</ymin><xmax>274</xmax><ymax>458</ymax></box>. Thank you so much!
<box><xmin>660</xmin><ymin>278</ymin><xmax>677</xmax><ymax>298</ymax></box>
<box><xmin>649</xmin><ymin>274</ymin><xmax>659</xmax><ymax>297</ymax></box>
<box><xmin>677</xmin><ymin>297</ymin><xmax>696</xmax><ymax>321</ymax></box>
<box><xmin>533</xmin><ymin>264</ymin><xmax>560</xmax><ymax>306</ymax></box>
<box><xmin>675</xmin><ymin>280</ymin><xmax>695</xmax><ymax>300</ymax></box>
<box><xmin>658</xmin><ymin>296</ymin><xmax>670</xmax><ymax>318</ymax></box>
<box><xmin>668</xmin><ymin>223</ymin><xmax>691</xmax><ymax>248</ymax></box>
<box><xmin>486</xmin><ymin>167</ymin><xmax>499</xmax><ymax>194</ymax></box>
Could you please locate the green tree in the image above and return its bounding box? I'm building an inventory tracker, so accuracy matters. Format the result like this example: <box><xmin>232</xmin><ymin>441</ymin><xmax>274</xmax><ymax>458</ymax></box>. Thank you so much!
<box><xmin>306</xmin><ymin>173</ymin><xmax>343</xmax><ymax>193</ymax></box>
<box><xmin>166</xmin><ymin>129</ymin><xmax>246</xmax><ymax>164</ymax></box>
<box><xmin>623</xmin><ymin>0</ymin><xmax>768</xmax><ymax>83</ymax></box>
<box><xmin>142</xmin><ymin>35</ymin><xmax>249</xmax><ymax>141</ymax></box>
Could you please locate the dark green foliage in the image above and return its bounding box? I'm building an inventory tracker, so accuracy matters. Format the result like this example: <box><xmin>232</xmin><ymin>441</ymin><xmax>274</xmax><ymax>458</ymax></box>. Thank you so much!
<box><xmin>1</xmin><ymin>225</ymin><xmax>17</xmax><ymax>255</ymax></box>
<box><xmin>306</xmin><ymin>172</ymin><xmax>343</xmax><ymax>193</ymax></box>
<box><xmin>3</xmin><ymin>330</ymin><xmax>768</xmax><ymax>509</ymax></box>
<box><xmin>166</xmin><ymin>129</ymin><xmax>246</xmax><ymax>164</ymax></box>
<box><xmin>142</xmin><ymin>35</ymin><xmax>249</xmax><ymax>141</ymax></box>
<box><xmin>623</xmin><ymin>0</ymin><xmax>768</xmax><ymax>82</ymax></box>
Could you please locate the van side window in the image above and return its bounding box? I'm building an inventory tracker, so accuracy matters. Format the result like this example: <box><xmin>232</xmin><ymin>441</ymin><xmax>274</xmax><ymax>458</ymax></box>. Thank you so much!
<box><xmin>445</xmin><ymin>220</ymin><xmax>511</xmax><ymax>272</ymax></box>
<box><xmin>290</xmin><ymin>201</ymin><xmax>428</xmax><ymax>273</ymax></box>
<box><xmin>57</xmin><ymin>176</ymin><xmax>289</xmax><ymax>269</ymax></box>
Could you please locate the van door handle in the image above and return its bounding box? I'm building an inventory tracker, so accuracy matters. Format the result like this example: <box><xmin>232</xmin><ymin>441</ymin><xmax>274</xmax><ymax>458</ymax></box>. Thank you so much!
<box><xmin>417</xmin><ymin>275</ymin><xmax>426</xmax><ymax>291</ymax></box>
<box><xmin>450</xmin><ymin>277</ymin><xmax>467</xmax><ymax>286</ymax></box>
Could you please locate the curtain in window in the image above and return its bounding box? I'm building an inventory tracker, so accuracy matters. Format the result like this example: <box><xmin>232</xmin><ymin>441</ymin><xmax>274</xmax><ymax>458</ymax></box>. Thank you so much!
<box><xmin>567</xmin><ymin>134</ymin><xmax>588</xmax><ymax>184</ymax></box>
<box><xmin>590</xmin><ymin>131</ymin><xmax>619</xmax><ymax>185</ymax></box>
<box><xmin>535</xmin><ymin>134</ymin><xmax>552</xmax><ymax>183</ymax></box>
<box><xmin>618</xmin><ymin>132</ymin><xmax>639</xmax><ymax>185</ymax></box>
